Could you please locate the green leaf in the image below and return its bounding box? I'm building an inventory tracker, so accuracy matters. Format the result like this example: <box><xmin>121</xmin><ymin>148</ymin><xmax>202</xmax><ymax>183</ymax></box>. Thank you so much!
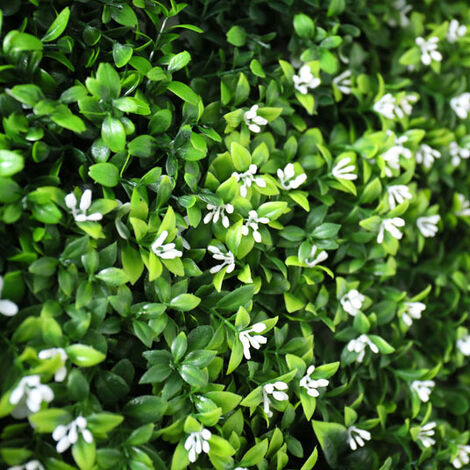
<box><xmin>28</xmin><ymin>409</ymin><xmax>70</xmax><ymax>433</ymax></box>
<box><xmin>101</xmin><ymin>116</ymin><xmax>126</xmax><ymax>153</ymax></box>
<box><xmin>7</xmin><ymin>84</ymin><xmax>44</xmax><ymax>107</ymax></box>
<box><xmin>51</xmin><ymin>108</ymin><xmax>86</xmax><ymax>133</ymax></box>
<box><xmin>110</xmin><ymin>4</ymin><xmax>138</xmax><ymax>27</ymax></box>
<box><xmin>139</xmin><ymin>363</ymin><xmax>172</xmax><ymax>384</ymax></box>
<box><xmin>204</xmin><ymin>391</ymin><xmax>241</xmax><ymax>414</ymax></box>
<box><xmin>66</xmin><ymin>344</ymin><xmax>106</xmax><ymax>367</ymax></box>
<box><xmin>149</xmin><ymin>109</ymin><xmax>172</xmax><ymax>134</ymax></box>
<box><xmin>327</xmin><ymin>0</ymin><xmax>346</xmax><ymax>17</ymax></box>
<box><xmin>112</xmin><ymin>43</ymin><xmax>133</xmax><ymax>68</ymax></box>
<box><xmin>0</xmin><ymin>150</ymin><xmax>23</xmax><ymax>177</ymax></box>
<box><xmin>88</xmin><ymin>163</ymin><xmax>120</xmax><ymax>187</ymax></box>
<box><xmin>250</xmin><ymin>59</ymin><xmax>265</xmax><ymax>78</ymax></box>
<box><xmin>168</xmin><ymin>51</ymin><xmax>191</xmax><ymax>72</ymax></box>
<box><xmin>123</xmin><ymin>396</ymin><xmax>167</xmax><ymax>423</ymax></box>
<box><xmin>167</xmin><ymin>81</ymin><xmax>200</xmax><ymax>106</ymax></box>
<box><xmin>170</xmin><ymin>294</ymin><xmax>201</xmax><ymax>311</ymax></box>
<box><xmin>121</xmin><ymin>244</ymin><xmax>144</xmax><ymax>284</ymax></box>
<box><xmin>87</xmin><ymin>413</ymin><xmax>123</xmax><ymax>434</ymax></box>
<box><xmin>42</xmin><ymin>7</ymin><xmax>70</xmax><ymax>42</ymax></box>
<box><xmin>240</xmin><ymin>439</ymin><xmax>268</xmax><ymax>466</ymax></box>
<box><xmin>293</xmin><ymin>13</ymin><xmax>315</xmax><ymax>38</ymax></box>
<box><xmin>231</xmin><ymin>142</ymin><xmax>251</xmax><ymax>171</ymax></box>
<box><xmin>312</xmin><ymin>421</ymin><xmax>347</xmax><ymax>468</ymax></box>
<box><xmin>227</xmin><ymin>26</ymin><xmax>247</xmax><ymax>47</ymax></box>
<box><xmin>234</xmin><ymin>73</ymin><xmax>250</xmax><ymax>106</ymax></box>
<box><xmin>128</xmin><ymin>135</ymin><xmax>157</xmax><ymax>158</ymax></box>
<box><xmin>179</xmin><ymin>364</ymin><xmax>208</xmax><ymax>387</ymax></box>
<box><xmin>312</xmin><ymin>223</ymin><xmax>341</xmax><ymax>239</ymax></box>
<box><xmin>72</xmin><ymin>435</ymin><xmax>96</xmax><ymax>470</ymax></box>
<box><xmin>300</xmin><ymin>447</ymin><xmax>318</xmax><ymax>470</ymax></box>
<box><xmin>216</xmin><ymin>285</ymin><xmax>255</xmax><ymax>310</ymax></box>
<box><xmin>257</xmin><ymin>201</ymin><xmax>288</xmax><ymax>220</ymax></box>
<box><xmin>368</xmin><ymin>335</ymin><xmax>395</xmax><ymax>354</ymax></box>
<box><xmin>96</xmin><ymin>268</ymin><xmax>129</xmax><ymax>286</ymax></box>
<box><xmin>113</xmin><ymin>97</ymin><xmax>150</xmax><ymax>115</ymax></box>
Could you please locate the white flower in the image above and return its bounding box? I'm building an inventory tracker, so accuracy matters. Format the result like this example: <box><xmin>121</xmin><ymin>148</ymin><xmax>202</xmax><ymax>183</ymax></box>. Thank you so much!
<box><xmin>411</xmin><ymin>380</ymin><xmax>435</xmax><ymax>402</ymax></box>
<box><xmin>450</xmin><ymin>93</ymin><xmax>470</xmax><ymax>120</ymax></box>
<box><xmin>332</xmin><ymin>157</ymin><xmax>357</xmax><ymax>181</ymax></box>
<box><xmin>457</xmin><ymin>334</ymin><xmax>470</xmax><ymax>356</ymax></box>
<box><xmin>0</xmin><ymin>275</ymin><xmax>18</xmax><ymax>317</ymax></box>
<box><xmin>373</xmin><ymin>93</ymin><xmax>397</xmax><ymax>120</ymax></box>
<box><xmin>347</xmin><ymin>334</ymin><xmax>379</xmax><ymax>363</ymax></box>
<box><xmin>241</xmin><ymin>210</ymin><xmax>270</xmax><ymax>243</ymax></box>
<box><xmin>416</xmin><ymin>215</ymin><xmax>440</xmax><ymax>238</ymax></box>
<box><xmin>203</xmin><ymin>203</ymin><xmax>234</xmax><ymax>229</ymax></box>
<box><xmin>299</xmin><ymin>365</ymin><xmax>329</xmax><ymax>398</ymax></box>
<box><xmin>416</xmin><ymin>422</ymin><xmax>436</xmax><ymax>448</ymax></box>
<box><xmin>239</xmin><ymin>322</ymin><xmax>267</xmax><ymax>360</ymax></box>
<box><xmin>402</xmin><ymin>301</ymin><xmax>426</xmax><ymax>327</ymax></box>
<box><xmin>8</xmin><ymin>460</ymin><xmax>45</xmax><ymax>470</ymax></box>
<box><xmin>341</xmin><ymin>289</ymin><xmax>365</xmax><ymax>317</ymax></box>
<box><xmin>449</xmin><ymin>141</ymin><xmax>470</xmax><ymax>166</ymax></box>
<box><xmin>415</xmin><ymin>37</ymin><xmax>442</xmax><ymax>66</ymax></box>
<box><xmin>38</xmin><ymin>348</ymin><xmax>68</xmax><ymax>382</ymax></box>
<box><xmin>244</xmin><ymin>105</ymin><xmax>268</xmax><ymax>133</ymax></box>
<box><xmin>456</xmin><ymin>194</ymin><xmax>470</xmax><ymax>216</ymax></box>
<box><xmin>303</xmin><ymin>245</ymin><xmax>328</xmax><ymax>268</ymax></box>
<box><xmin>416</xmin><ymin>144</ymin><xmax>441</xmax><ymax>168</ymax></box>
<box><xmin>184</xmin><ymin>429</ymin><xmax>211</xmax><ymax>463</ymax></box>
<box><xmin>262</xmin><ymin>381</ymin><xmax>289</xmax><ymax>418</ymax></box>
<box><xmin>380</xmin><ymin>134</ymin><xmax>412</xmax><ymax>177</ymax></box>
<box><xmin>387</xmin><ymin>185</ymin><xmax>412</xmax><ymax>210</ymax></box>
<box><xmin>388</xmin><ymin>0</ymin><xmax>412</xmax><ymax>27</ymax></box>
<box><xmin>347</xmin><ymin>426</ymin><xmax>371</xmax><ymax>451</ymax></box>
<box><xmin>207</xmin><ymin>245</ymin><xmax>236</xmax><ymax>274</ymax></box>
<box><xmin>9</xmin><ymin>375</ymin><xmax>54</xmax><ymax>419</ymax></box>
<box><xmin>151</xmin><ymin>230</ymin><xmax>182</xmax><ymax>259</ymax></box>
<box><xmin>332</xmin><ymin>70</ymin><xmax>352</xmax><ymax>94</ymax></box>
<box><xmin>395</xmin><ymin>94</ymin><xmax>418</xmax><ymax>118</ymax></box>
<box><xmin>65</xmin><ymin>190</ymin><xmax>103</xmax><ymax>222</ymax></box>
<box><xmin>447</xmin><ymin>19</ymin><xmax>467</xmax><ymax>43</ymax></box>
<box><xmin>232</xmin><ymin>164</ymin><xmax>266</xmax><ymax>198</ymax></box>
<box><xmin>277</xmin><ymin>163</ymin><xmax>307</xmax><ymax>190</ymax></box>
<box><xmin>52</xmin><ymin>416</ymin><xmax>93</xmax><ymax>454</ymax></box>
<box><xmin>452</xmin><ymin>444</ymin><xmax>470</xmax><ymax>468</ymax></box>
<box><xmin>377</xmin><ymin>217</ymin><xmax>405</xmax><ymax>244</ymax></box>
<box><xmin>293</xmin><ymin>65</ymin><xmax>321</xmax><ymax>95</ymax></box>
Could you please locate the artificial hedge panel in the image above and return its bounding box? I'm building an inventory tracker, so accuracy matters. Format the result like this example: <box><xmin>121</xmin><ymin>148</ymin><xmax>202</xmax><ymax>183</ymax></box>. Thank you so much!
<box><xmin>1</xmin><ymin>0</ymin><xmax>470</xmax><ymax>469</ymax></box>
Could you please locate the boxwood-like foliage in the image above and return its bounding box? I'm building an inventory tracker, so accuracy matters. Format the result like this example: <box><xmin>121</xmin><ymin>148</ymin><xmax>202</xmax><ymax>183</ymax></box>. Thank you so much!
<box><xmin>1</xmin><ymin>0</ymin><xmax>470</xmax><ymax>469</ymax></box>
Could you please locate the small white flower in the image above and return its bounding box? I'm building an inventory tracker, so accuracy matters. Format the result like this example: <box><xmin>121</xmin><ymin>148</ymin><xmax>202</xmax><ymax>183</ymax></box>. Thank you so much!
<box><xmin>262</xmin><ymin>381</ymin><xmax>289</xmax><ymax>418</ymax></box>
<box><xmin>457</xmin><ymin>334</ymin><xmax>470</xmax><ymax>356</ymax></box>
<box><xmin>332</xmin><ymin>70</ymin><xmax>352</xmax><ymax>94</ymax></box>
<box><xmin>416</xmin><ymin>422</ymin><xmax>436</xmax><ymax>448</ymax></box>
<box><xmin>0</xmin><ymin>275</ymin><xmax>18</xmax><ymax>317</ymax></box>
<box><xmin>65</xmin><ymin>190</ymin><xmax>103</xmax><ymax>222</ymax></box>
<box><xmin>377</xmin><ymin>217</ymin><xmax>405</xmax><ymax>244</ymax></box>
<box><xmin>416</xmin><ymin>144</ymin><xmax>441</xmax><ymax>169</ymax></box>
<box><xmin>232</xmin><ymin>164</ymin><xmax>266</xmax><ymax>198</ymax></box>
<box><xmin>411</xmin><ymin>380</ymin><xmax>435</xmax><ymax>402</ymax></box>
<box><xmin>341</xmin><ymin>289</ymin><xmax>365</xmax><ymax>317</ymax></box>
<box><xmin>347</xmin><ymin>334</ymin><xmax>379</xmax><ymax>363</ymax></box>
<box><xmin>387</xmin><ymin>185</ymin><xmax>412</xmax><ymax>210</ymax></box>
<box><xmin>244</xmin><ymin>105</ymin><xmax>268</xmax><ymax>133</ymax></box>
<box><xmin>332</xmin><ymin>157</ymin><xmax>357</xmax><ymax>181</ymax></box>
<box><xmin>207</xmin><ymin>245</ymin><xmax>236</xmax><ymax>274</ymax></box>
<box><xmin>388</xmin><ymin>0</ymin><xmax>412</xmax><ymax>27</ymax></box>
<box><xmin>395</xmin><ymin>94</ymin><xmax>418</xmax><ymax>118</ymax></box>
<box><xmin>52</xmin><ymin>416</ymin><xmax>93</xmax><ymax>454</ymax></box>
<box><xmin>8</xmin><ymin>460</ymin><xmax>45</xmax><ymax>470</ymax></box>
<box><xmin>450</xmin><ymin>93</ymin><xmax>470</xmax><ymax>120</ymax></box>
<box><xmin>293</xmin><ymin>65</ymin><xmax>321</xmax><ymax>95</ymax></box>
<box><xmin>184</xmin><ymin>429</ymin><xmax>211</xmax><ymax>463</ymax></box>
<box><xmin>347</xmin><ymin>426</ymin><xmax>371</xmax><ymax>451</ymax></box>
<box><xmin>9</xmin><ymin>375</ymin><xmax>54</xmax><ymax>419</ymax></box>
<box><xmin>402</xmin><ymin>301</ymin><xmax>426</xmax><ymax>327</ymax></box>
<box><xmin>241</xmin><ymin>210</ymin><xmax>270</xmax><ymax>243</ymax></box>
<box><xmin>277</xmin><ymin>163</ymin><xmax>307</xmax><ymax>190</ymax></box>
<box><xmin>299</xmin><ymin>365</ymin><xmax>329</xmax><ymax>398</ymax></box>
<box><xmin>452</xmin><ymin>444</ymin><xmax>470</xmax><ymax>468</ymax></box>
<box><xmin>203</xmin><ymin>203</ymin><xmax>234</xmax><ymax>229</ymax></box>
<box><xmin>380</xmin><ymin>134</ymin><xmax>412</xmax><ymax>177</ymax></box>
<box><xmin>38</xmin><ymin>348</ymin><xmax>68</xmax><ymax>382</ymax></box>
<box><xmin>416</xmin><ymin>215</ymin><xmax>440</xmax><ymax>238</ymax></box>
<box><xmin>239</xmin><ymin>322</ymin><xmax>267</xmax><ymax>360</ymax></box>
<box><xmin>303</xmin><ymin>245</ymin><xmax>328</xmax><ymax>268</ymax></box>
<box><xmin>447</xmin><ymin>19</ymin><xmax>467</xmax><ymax>43</ymax></box>
<box><xmin>151</xmin><ymin>230</ymin><xmax>183</xmax><ymax>259</ymax></box>
<box><xmin>449</xmin><ymin>141</ymin><xmax>470</xmax><ymax>166</ymax></box>
<box><xmin>456</xmin><ymin>194</ymin><xmax>470</xmax><ymax>216</ymax></box>
<box><xmin>416</xmin><ymin>37</ymin><xmax>442</xmax><ymax>66</ymax></box>
<box><xmin>373</xmin><ymin>93</ymin><xmax>397</xmax><ymax>120</ymax></box>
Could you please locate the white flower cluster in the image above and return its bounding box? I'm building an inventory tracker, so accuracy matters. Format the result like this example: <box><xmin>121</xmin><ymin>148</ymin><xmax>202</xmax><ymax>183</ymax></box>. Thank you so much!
<box><xmin>239</xmin><ymin>322</ymin><xmax>267</xmax><ymax>360</ymax></box>
<box><xmin>262</xmin><ymin>381</ymin><xmax>288</xmax><ymax>418</ymax></box>
<box><xmin>293</xmin><ymin>65</ymin><xmax>320</xmax><ymax>95</ymax></box>
<box><xmin>401</xmin><ymin>301</ymin><xmax>426</xmax><ymax>326</ymax></box>
<box><xmin>38</xmin><ymin>348</ymin><xmax>68</xmax><ymax>382</ymax></box>
<box><xmin>456</xmin><ymin>194</ymin><xmax>470</xmax><ymax>217</ymax></box>
<box><xmin>411</xmin><ymin>380</ymin><xmax>435</xmax><ymax>402</ymax></box>
<box><xmin>277</xmin><ymin>163</ymin><xmax>307</xmax><ymax>190</ymax></box>
<box><xmin>340</xmin><ymin>289</ymin><xmax>365</xmax><ymax>317</ymax></box>
<box><xmin>184</xmin><ymin>429</ymin><xmax>211</xmax><ymax>463</ymax></box>
<box><xmin>377</xmin><ymin>217</ymin><xmax>405</xmax><ymax>244</ymax></box>
<box><xmin>450</xmin><ymin>93</ymin><xmax>470</xmax><ymax>120</ymax></box>
<box><xmin>65</xmin><ymin>190</ymin><xmax>102</xmax><ymax>222</ymax></box>
<box><xmin>232</xmin><ymin>164</ymin><xmax>266</xmax><ymax>198</ymax></box>
<box><xmin>299</xmin><ymin>366</ymin><xmax>329</xmax><ymax>397</ymax></box>
<box><xmin>347</xmin><ymin>425</ymin><xmax>371</xmax><ymax>451</ymax></box>
<box><xmin>380</xmin><ymin>133</ymin><xmax>412</xmax><ymax>177</ymax></box>
<box><xmin>53</xmin><ymin>416</ymin><xmax>93</xmax><ymax>453</ymax></box>
<box><xmin>9</xmin><ymin>375</ymin><xmax>54</xmax><ymax>419</ymax></box>
<box><xmin>208</xmin><ymin>245</ymin><xmax>236</xmax><ymax>274</ymax></box>
<box><xmin>447</xmin><ymin>19</ymin><xmax>467</xmax><ymax>43</ymax></box>
<box><xmin>332</xmin><ymin>158</ymin><xmax>357</xmax><ymax>181</ymax></box>
<box><xmin>241</xmin><ymin>210</ymin><xmax>270</xmax><ymax>243</ymax></box>
<box><xmin>373</xmin><ymin>93</ymin><xmax>417</xmax><ymax>120</ymax></box>
<box><xmin>416</xmin><ymin>144</ymin><xmax>441</xmax><ymax>169</ymax></box>
<box><xmin>151</xmin><ymin>230</ymin><xmax>182</xmax><ymax>259</ymax></box>
<box><xmin>388</xmin><ymin>0</ymin><xmax>411</xmax><ymax>28</ymax></box>
<box><xmin>347</xmin><ymin>335</ymin><xmax>379</xmax><ymax>363</ymax></box>
<box><xmin>417</xmin><ymin>422</ymin><xmax>436</xmax><ymax>448</ymax></box>
<box><xmin>449</xmin><ymin>141</ymin><xmax>470</xmax><ymax>166</ymax></box>
<box><xmin>415</xmin><ymin>37</ymin><xmax>442</xmax><ymax>65</ymax></box>
<box><xmin>303</xmin><ymin>245</ymin><xmax>328</xmax><ymax>268</ymax></box>
<box><xmin>332</xmin><ymin>70</ymin><xmax>352</xmax><ymax>94</ymax></box>
<box><xmin>387</xmin><ymin>185</ymin><xmax>412</xmax><ymax>210</ymax></box>
<box><xmin>244</xmin><ymin>105</ymin><xmax>268</xmax><ymax>133</ymax></box>
<box><xmin>8</xmin><ymin>461</ymin><xmax>44</xmax><ymax>470</ymax></box>
<box><xmin>203</xmin><ymin>203</ymin><xmax>234</xmax><ymax>228</ymax></box>
<box><xmin>457</xmin><ymin>334</ymin><xmax>470</xmax><ymax>356</ymax></box>
<box><xmin>0</xmin><ymin>275</ymin><xmax>18</xmax><ymax>317</ymax></box>
<box><xmin>452</xmin><ymin>444</ymin><xmax>470</xmax><ymax>469</ymax></box>
<box><xmin>416</xmin><ymin>215</ymin><xmax>440</xmax><ymax>238</ymax></box>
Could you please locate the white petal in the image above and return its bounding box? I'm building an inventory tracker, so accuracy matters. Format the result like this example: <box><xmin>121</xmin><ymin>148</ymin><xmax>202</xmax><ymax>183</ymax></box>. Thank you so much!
<box><xmin>0</xmin><ymin>299</ymin><xmax>18</xmax><ymax>316</ymax></box>
<box><xmin>79</xmin><ymin>190</ymin><xmax>92</xmax><ymax>211</ymax></box>
<box><xmin>65</xmin><ymin>193</ymin><xmax>77</xmax><ymax>209</ymax></box>
<box><xmin>56</xmin><ymin>436</ymin><xmax>71</xmax><ymax>454</ymax></box>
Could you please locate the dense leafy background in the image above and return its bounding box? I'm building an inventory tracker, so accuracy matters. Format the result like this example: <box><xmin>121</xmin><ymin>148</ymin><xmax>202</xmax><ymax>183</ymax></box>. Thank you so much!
<box><xmin>1</xmin><ymin>0</ymin><xmax>470</xmax><ymax>469</ymax></box>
